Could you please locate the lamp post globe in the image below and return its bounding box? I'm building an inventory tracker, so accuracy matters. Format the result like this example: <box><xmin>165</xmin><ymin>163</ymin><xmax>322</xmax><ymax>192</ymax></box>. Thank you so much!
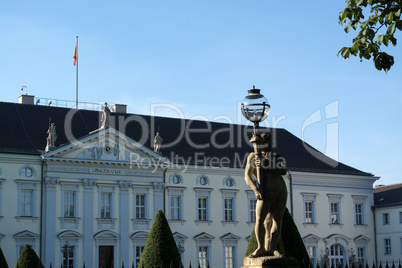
<box><xmin>241</xmin><ymin>85</ymin><xmax>270</xmax><ymax>133</ymax></box>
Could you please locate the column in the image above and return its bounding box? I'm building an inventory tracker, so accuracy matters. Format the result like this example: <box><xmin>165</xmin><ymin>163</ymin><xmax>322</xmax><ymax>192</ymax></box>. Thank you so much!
<box><xmin>43</xmin><ymin>177</ymin><xmax>58</xmax><ymax>268</ymax></box>
<box><xmin>83</xmin><ymin>179</ymin><xmax>96</xmax><ymax>268</ymax></box>
<box><xmin>119</xmin><ymin>181</ymin><xmax>130</xmax><ymax>267</ymax></box>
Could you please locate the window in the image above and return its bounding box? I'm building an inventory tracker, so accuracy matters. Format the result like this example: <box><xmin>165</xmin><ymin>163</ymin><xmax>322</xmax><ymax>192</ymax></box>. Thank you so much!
<box><xmin>328</xmin><ymin>194</ymin><xmax>342</xmax><ymax>224</ymax></box>
<box><xmin>399</xmin><ymin>211</ymin><xmax>402</xmax><ymax>224</ymax></box>
<box><xmin>305</xmin><ymin>201</ymin><xmax>314</xmax><ymax>223</ymax></box>
<box><xmin>246</xmin><ymin>191</ymin><xmax>257</xmax><ymax>225</ymax></box>
<box><xmin>353</xmin><ymin>196</ymin><xmax>367</xmax><ymax>225</ymax></box>
<box><xmin>198</xmin><ymin>197</ymin><xmax>207</xmax><ymax>221</ymax></box>
<box><xmin>197</xmin><ymin>175</ymin><xmax>209</xmax><ymax>186</ymax></box>
<box><xmin>224</xmin><ymin>198</ymin><xmax>233</xmax><ymax>221</ymax></box>
<box><xmin>14</xmin><ymin>230</ymin><xmax>39</xmax><ymax>262</ymax></box>
<box><xmin>330</xmin><ymin>202</ymin><xmax>339</xmax><ymax>224</ymax></box>
<box><xmin>355</xmin><ymin>203</ymin><xmax>363</xmax><ymax>225</ymax></box>
<box><xmin>302</xmin><ymin>193</ymin><xmax>317</xmax><ymax>224</ymax></box>
<box><xmin>62</xmin><ymin>245</ymin><xmax>74</xmax><ymax>268</ymax></box>
<box><xmin>60</xmin><ymin>183</ymin><xmax>80</xmax><ymax>229</ymax></box>
<box><xmin>224</xmin><ymin>177</ymin><xmax>235</xmax><ymax>187</ymax></box>
<box><xmin>135</xmin><ymin>246</ymin><xmax>144</xmax><ymax>268</ymax></box>
<box><xmin>307</xmin><ymin>246</ymin><xmax>316</xmax><ymax>267</ymax></box>
<box><xmin>199</xmin><ymin>246</ymin><xmax>208</xmax><ymax>268</ymax></box>
<box><xmin>221</xmin><ymin>233</ymin><xmax>239</xmax><ymax>268</ymax></box>
<box><xmin>64</xmin><ymin>192</ymin><xmax>75</xmax><ymax>217</ymax></box>
<box><xmin>97</xmin><ymin>184</ymin><xmax>116</xmax><ymax>229</ymax></box>
<box><xmin>136</xmin><ymin>194</ymin><xmax>146</xmax><ymax>219</ymax></box>
<box><xmin>303</xmin><ymin>234</ymin><xmax>319</xmax><ymax>267</ymax></box>
<box><xmin>249</xmin><ymin>199</ymin><xmax>256</xmax><ymax>222</ymax></box>
<box><xmin>167</xmin><ymin>187</ymin><xmax>185</xmax><ymax>222</ymax></box>
<box><xmin>329</xmin><ymin>244</ymin><xmax>344</xmax><ymax>268</ymax></box>
<box><xmin>16</xmin><ymin>181</ymin><xmax>39</xmax><ymax>221</ymax></box>
<box><xmin>131</xmin><ymin>231</ymin><xmax>148</xmax><ymax>268</ymax></box>
<box><xmin>383</xmin><ymin>213</ymin><xmax>390</xmax><ymax>225</ymax></box>
<box><xmin>19</xmin><ymin>166</ymin><xmax>36</xmax><ymax>177</ymax></box>
<box><xmin>384</xmin><ymin>238</ymin><xmax>391</xmax><ymax>254</ymax></box>
<box><xmin>194</xmin><ymin>232</ymin><xmax>213</xmax><ymax>268</ymax></box>
<box><xmin>170</xmin><ymin>174</ymin><xmax>182</xmax><ymax>184</ymax></box>
<box><xmin>194</xmin><ymin>188</ymin><xmax>212</xmax><ymax>224</ymax></box>
<box><xmin>357</xmin><ymin>247</ymin><xmax>366</xmax><ymax>267</ymax></box>
<box><xmin>20</xmin><ymin>190</ymin><xmax>33</xmax><ymax>216</ymax></box>
<box><xmin>221</xmin><ymin>189</ymin><xmax>238</xmax><ymax>224</ymax></box>
<box><xmin>171</xmin><ymin>196</ymin><xmax>181</xmax><ymax>220</ymax></box>
<box><xmin>132</xmin><ymin>186</ymin><xmax>150</xmax><ymax>228</ymax></box>
<box><xmin>101</xmin><ymin>193</ymin><xmax>111</xmax><ymax>218</ymax></box>
<box><xmin>225</xmin><ymin>246</ymin><xmax>234</xmax><ymax>268</ymax></box>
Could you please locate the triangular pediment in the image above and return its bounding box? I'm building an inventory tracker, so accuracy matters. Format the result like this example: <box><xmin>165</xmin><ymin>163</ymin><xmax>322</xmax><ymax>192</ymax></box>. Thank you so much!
<box><xmin>303</xmin><ymin>234</ymin><xmax>321</xmax><ymax>242</ymax></box>
<box><xmin>173</xmin><ymin>232</ymin><xmax>188</xmax><ymax>241</ymax></box>
<box><xmin>194</xmin><ymin>232</ymin><xmax>215</xmax><ymax>241</ymax></box>
<box><xmin>354</xmin><ymin>235</ymin><xmax>370</xmax><ymax>243</ymax></box>
<box><xmin>220</xmin><ymin>233</ymin><xmax>241</xmax><ymax>241</ymax></box>
<box><xmin>13</xmin><ymin>230</ymin><xmax>39</xmax><ymax>239</ymax></box>
<box><xmin>43</xmin><ymin>127</ymin><xmax>168</xmax><ymax>165</ymax></box>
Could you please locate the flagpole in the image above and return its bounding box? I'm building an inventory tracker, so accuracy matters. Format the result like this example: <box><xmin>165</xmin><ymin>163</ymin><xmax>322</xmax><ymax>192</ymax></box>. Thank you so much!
<box><xmin>75</xmin><ymin>36</ymin><xmax>79</xmax><ymax>108</ymax></box>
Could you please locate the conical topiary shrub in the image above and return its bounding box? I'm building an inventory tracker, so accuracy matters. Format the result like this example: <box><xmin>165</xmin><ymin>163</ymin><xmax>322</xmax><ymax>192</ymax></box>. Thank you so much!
<box><xmin>245</xmin><ymin>208</ymin><xmax>310</xmax><ymax>267</ymax></box>
<box><xmin>138</xmin><ymin>209</ymin><xmax>181</xmax><ymax>268</ymax></box>
<box><xmin>15</xmin><ymin>244</ymin><xmax>44</xmax><ymax>268</ymax></box>
<box><xmin>0</xmin><ymin>247</ymin><xmax>9</xmax><ymax>268</ymax></box>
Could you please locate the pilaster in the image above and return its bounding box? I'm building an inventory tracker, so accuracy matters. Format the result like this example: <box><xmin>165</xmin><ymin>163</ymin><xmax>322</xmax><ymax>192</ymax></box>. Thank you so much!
<box><xmin>119</xmin><ymin>181</ymin><xmax>130</xmax><ymax>267</ymax></box>
<box><xmin>153</xmin><ymin>182</ymin><xmax>165</xmax><ymax>216</ymax></box>
<box><xmin>82</xmin><ymin>178</ymin><xmax>96</xmax><ymax>268</ymax></box>
<box><xmin>43</xmin><ymin>177</ymin><xmax>59</xmax><ymax>268</ymax></box>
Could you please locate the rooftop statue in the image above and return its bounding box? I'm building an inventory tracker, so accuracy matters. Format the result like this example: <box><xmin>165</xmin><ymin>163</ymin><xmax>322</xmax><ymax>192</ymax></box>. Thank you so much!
<box><xmin>100</xmin><ymin>102</ymin><xmax>110</xmax><ymax>128</ymax></box>
<box><xmin>153</xmin><ymin>132</ymin><xmax>163</xmax><ymax>153</ymax></box>
<box><xmin>45</xmin><ymin>123</ymin><xmax>57</xmax><ymax>152</ymax></box>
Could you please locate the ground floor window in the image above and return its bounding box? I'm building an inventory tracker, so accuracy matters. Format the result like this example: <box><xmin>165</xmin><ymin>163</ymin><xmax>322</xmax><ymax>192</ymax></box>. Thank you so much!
<box><xmin>307</xmin><ymin>246</ymin><xmax>316</xmax><ymax>266</ymax></box>
<box><xmin>357</xmin><ymin>247</ymin><xmax>366</xmax><ymax>267</ymax></box>
<box><xmin>61</xmin><ymin>245</ymin><xmax>74</xmax><ymax>268</ymax></box>
<box><xmin>135</xmin><ymin>246</ymin><xmax>144</xmax><ymax>268</ymax></box>
<box><xmin>198</xmin><ymin>246</ymin><xmax>208</xmax><ymax>268</ymax></box>
<box><xmin>329</xmin><ymin>244</ymin><xmax>344</xmax><ymax>268</ymax></box>
<box><xmin>225</xmin><ymin>246</ymin><xmax>234</xmax><ymax>268</ymax></box>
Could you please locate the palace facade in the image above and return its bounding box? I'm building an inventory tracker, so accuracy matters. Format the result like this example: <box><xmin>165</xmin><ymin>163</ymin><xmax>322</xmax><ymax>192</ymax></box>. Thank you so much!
<box><xmin>0</xmin><ymin>95</ymin><xmax>379</xmax><ymax>267</ymax></box>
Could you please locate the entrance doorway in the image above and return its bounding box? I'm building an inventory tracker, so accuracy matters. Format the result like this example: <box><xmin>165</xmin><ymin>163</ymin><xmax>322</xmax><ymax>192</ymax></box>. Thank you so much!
<box><xmin>99</xmin><ymin>246</ymin><xmax>114</xmax><ymax>268</ymax></box>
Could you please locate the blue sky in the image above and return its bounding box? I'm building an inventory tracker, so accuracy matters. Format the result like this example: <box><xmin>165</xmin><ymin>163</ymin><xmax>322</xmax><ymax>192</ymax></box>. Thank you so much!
<box><xmin>1</xmin><ymin>0</ymin><xmax>401</xmax><ymax>186</ymax></box>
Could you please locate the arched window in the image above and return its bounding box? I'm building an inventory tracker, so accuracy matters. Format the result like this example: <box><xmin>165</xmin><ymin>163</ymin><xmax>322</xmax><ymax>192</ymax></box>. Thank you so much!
<box><xmin>329</xmin><ymin>244</ymin><xmax>344</xmax><ymax>268</ymax></box>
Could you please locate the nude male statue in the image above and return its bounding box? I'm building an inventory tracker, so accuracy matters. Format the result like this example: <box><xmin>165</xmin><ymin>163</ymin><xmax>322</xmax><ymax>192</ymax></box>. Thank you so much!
<box><xmin>244</xmin><ymin>132</ymin><xmax>287</xmax><ymax>258</ymax></box>
<box><xmin>100</xmin><ymin>102</ymin><xmax>110</xmax><ymax>128</ymax></box>
<box><xmin>153</xmin><ymin>132</ymin><xmax>163</xmax><ymax>153</ymax></box>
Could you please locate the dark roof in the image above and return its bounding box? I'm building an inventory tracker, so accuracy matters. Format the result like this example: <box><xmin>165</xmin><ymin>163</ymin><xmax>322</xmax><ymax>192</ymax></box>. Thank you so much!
<box><xmin>0</xmin><ymin>101</ymin><xmax>372</xmax><ymax>176</ymax></box>
<box><xmin>374</xmin><ymin>183</ymin><xmax>402</xmax><ymax>207</ymax></box>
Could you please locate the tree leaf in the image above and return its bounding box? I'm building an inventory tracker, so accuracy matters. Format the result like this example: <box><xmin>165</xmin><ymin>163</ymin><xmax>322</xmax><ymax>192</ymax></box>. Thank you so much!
<box><xmin>345</xmin><ymin>21</ymin><xmax>352</xmax><ymax>33</ymax></box>
<box><xmin>387</xmin><ymin>23</ymin><xmax>396</xmax><ymax>35</ymax></box>
<box><xmin>376</xmin><ymin>34</ymin><xmax>384</xmax><ymax>44</ymax></box>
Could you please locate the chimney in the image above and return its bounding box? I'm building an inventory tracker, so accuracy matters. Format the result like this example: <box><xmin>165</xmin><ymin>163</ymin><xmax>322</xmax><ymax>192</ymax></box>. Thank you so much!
<box><xmin>19</xmin><ymin>95</ymin><xmax>35</xmax><ymax>105</ymax></box>
<box><xmin>112</xmin><ymin>104</ymin><xmax>127</xmax><ymax>114</ymax></box>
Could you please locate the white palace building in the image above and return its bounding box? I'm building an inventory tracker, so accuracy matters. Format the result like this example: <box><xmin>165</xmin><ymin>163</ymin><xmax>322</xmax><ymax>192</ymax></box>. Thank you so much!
<box><xmin>0</xmin><ymin>95</ymin><xmax>381</xmax><ymax>268</ymax></box>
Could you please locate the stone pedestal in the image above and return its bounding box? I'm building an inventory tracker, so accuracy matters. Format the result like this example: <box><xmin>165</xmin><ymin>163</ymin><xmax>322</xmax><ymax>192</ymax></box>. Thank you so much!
<box><xmin>242</xmin><ymin>255</ymin><xmax>300</xmax><ymax>268</ymax></box>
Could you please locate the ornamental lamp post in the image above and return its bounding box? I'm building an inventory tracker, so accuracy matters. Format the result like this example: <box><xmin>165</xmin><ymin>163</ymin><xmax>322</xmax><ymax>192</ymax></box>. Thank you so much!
<box><xmin>241</xmin><ymin>85</ymin><xmax>270</xmax><ymax>135</ymax></box>
<box><xmin>241</xmin><ymin>85</ymin><xmax>271</xmax><ymax>191</ymax></box>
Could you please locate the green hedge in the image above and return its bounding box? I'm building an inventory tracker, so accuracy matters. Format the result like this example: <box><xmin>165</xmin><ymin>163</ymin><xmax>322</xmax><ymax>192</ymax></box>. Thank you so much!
<box><xmin>138</xmin><ymin>209</ymin><xmax>181</xmax><ymax>268</ymax></box>
<box><xmin>0</xmin><ymin>247</ymin><xmax>9</xmax><ymax>268</ymax></box>
<box><xmin>15</xmin><ymin>244</ymin><xmax>44</xmax><ymax>268</ymax></box>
